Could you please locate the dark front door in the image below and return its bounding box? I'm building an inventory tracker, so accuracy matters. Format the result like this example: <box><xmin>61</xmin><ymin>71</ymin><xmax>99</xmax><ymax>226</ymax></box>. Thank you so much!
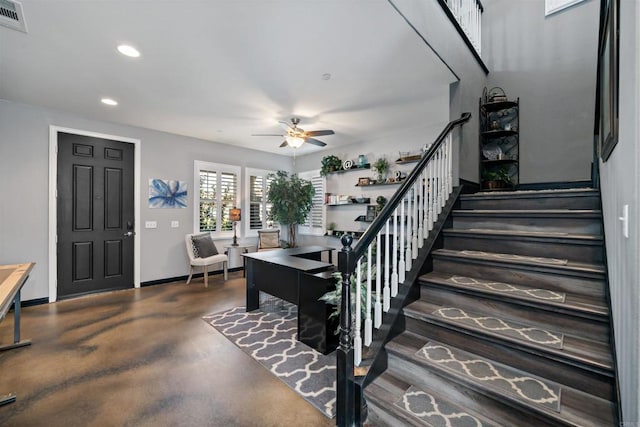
<box><xmin>57</xmin><ymin>132</ymin><xmax>135</xmax><ymax>299</ymax></box>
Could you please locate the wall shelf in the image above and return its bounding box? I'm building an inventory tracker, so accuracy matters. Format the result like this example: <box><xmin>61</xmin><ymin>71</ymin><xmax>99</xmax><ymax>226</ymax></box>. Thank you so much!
<box><xmin>355</xmin><ymin>181</ymin><xmax>403</xmax><ymax>187</ymax></box>
<box><xmin>325</xmin><ymin>164</ymin><xmax>370</xmax><ymax>175</ymax></box>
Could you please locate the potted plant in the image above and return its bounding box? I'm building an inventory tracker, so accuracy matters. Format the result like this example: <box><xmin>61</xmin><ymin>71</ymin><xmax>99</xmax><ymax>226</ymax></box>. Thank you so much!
<box><xmin>320</xmin><ymin>155</ymin><xmax>343</xmax><ymax>176</ymax></box>
<box><xmin>327</xmin><ymin>222</ymin><xmax>337</xmax><ymax>236</ymax></box>
<box><xmin>372</xmin><ymin>157</ymin><xmax>389</xmax><ymax>182</ymax></box>
<box><xmin>267</xmin><ymin>171</ymin><xmax>315</xmax><ymax>247</ymax></box>
<box><xmin>482</xmin><ymin>167</ymin><xmax>512</xmax><ymax>189</ymax></box>
<box><xmin>375</xmin><ymin>195</ymin><xmax>387</xmax><ymax>215</ymax></box>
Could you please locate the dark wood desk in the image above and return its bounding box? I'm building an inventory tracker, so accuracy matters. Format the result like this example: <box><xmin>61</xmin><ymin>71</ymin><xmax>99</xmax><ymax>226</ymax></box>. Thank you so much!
<box><xmin>243</xmin><ymin>246</ymin><xmax>337</xmax><ymax>354</ymax></box>
<box><xmin>0</xmin><ymin>263</ymin><xmax>35</xmax><ymax>406</ymax></box>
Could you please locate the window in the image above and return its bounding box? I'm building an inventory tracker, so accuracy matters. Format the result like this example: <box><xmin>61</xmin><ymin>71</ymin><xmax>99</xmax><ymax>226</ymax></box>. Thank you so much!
<box><xmin>194</xmin><ymin>161</ymin><xmax>241</xmax><ymax>237</ymax></box>
<box><xmin>245</xmin><ymin>168</ymin><xmax>275</xmax><ymax>236</ymax></box>
<box><xmin>297</xmin><ymin>170</ymin><xmax>325</xmax><ymax>236</ymax></box>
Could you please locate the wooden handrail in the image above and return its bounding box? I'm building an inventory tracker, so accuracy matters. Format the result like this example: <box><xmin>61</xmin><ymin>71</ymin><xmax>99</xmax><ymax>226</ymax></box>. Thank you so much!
<box><xmin>335</xmin><ymin>112</ymin><xmax>471</xmax><ymax>426</ymax></box>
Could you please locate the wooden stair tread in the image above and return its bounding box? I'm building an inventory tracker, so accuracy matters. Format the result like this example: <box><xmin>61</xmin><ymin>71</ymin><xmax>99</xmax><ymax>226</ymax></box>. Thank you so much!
<box><xmin>433</xmin><ymin>248</ymin><xmax>606</xmax><ymax>275</ymax></box>
<box><xmin>385</xmin><ymin>332</ymin><xmax>616</xmax><ymax>427</ymax></box>
<box><xmin>443</xmin><ymin>228</ymin><xmax>603</xmax><ymax>242</ymax></box>
<box><xmin>461</xmin><ymin>188</ymin><xmax>599</xmax><ymax>199</ymax></box>
<box><xmin>452</xmin><ymin>209</ymin><xmax>602</xmax><ymax>217</ymax></box>
<box><xmin>420</xmin><ymin>271</ymin><xmax>609</xmax><ymax>318</ymax></box>
<box><xmin>365</xmin><ymin>372</ymin><xmax>502</xmax><ymax>427</ymax></box>
<box><xmin>403</xmin><ymin>299</ymin><xmax>613</xmax><ymax>372</ymax></box>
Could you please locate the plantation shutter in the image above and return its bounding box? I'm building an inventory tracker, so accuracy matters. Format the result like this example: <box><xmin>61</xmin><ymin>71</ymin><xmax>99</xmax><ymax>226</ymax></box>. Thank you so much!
<box><xmin>194</xmin><ymin>161</ymin><xmax>241</xmax><ymax>236</ymax></box>
<box><xmin>298</xmin><ymin>170</ymin><xmax>325</xmax><ymax>236</ymax></box>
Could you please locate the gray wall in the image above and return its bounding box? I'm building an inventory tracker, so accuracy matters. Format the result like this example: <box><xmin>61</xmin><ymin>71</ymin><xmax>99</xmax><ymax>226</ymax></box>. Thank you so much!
<box><xmin>390</xmin><ymin>0</ymin><xmax>488</xmax><ymax>183</ymax></box>
<box><xmin>0</xmin><ymin>100</ymin><xmax>291</xmax><ymax>301</ymax></box>
<box><xmin>599</xmin><ymin>0</ymin><xmax>640</xmax><ymax>423</ymax></box>
<box><xmin>392</xmin><ymin>0</ymin><xmax>599</xmax><ymax>185</ymax></box>
<box><xmin>483</xmin><ymin>0</ymin><xmax>599</xmax><ymax>183</ymax></box>
<box><xmin>295</xmin><ymin>89</ymin><xmax>449</xmax><ymax>248</ymax></box>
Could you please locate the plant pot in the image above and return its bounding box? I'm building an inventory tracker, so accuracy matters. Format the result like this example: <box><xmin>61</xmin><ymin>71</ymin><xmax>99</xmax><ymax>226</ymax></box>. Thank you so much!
<box><xmin>482</xmin><ymin>180</ymin><xmax>507</xmax><ymax>189</ymax></box>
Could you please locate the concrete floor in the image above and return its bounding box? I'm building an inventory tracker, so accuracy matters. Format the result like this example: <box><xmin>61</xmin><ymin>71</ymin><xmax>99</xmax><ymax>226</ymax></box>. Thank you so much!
<box><xmin>0</xmin><ymin>272</ymin><xmax>334</xmax><ymax>426</ymax></box>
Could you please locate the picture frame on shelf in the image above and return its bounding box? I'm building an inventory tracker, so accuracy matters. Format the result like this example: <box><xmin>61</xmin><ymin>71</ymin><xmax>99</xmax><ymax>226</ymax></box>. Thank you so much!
<box><xmin>358</xmin><ymin>177</ymin><xmax>370</xmax><ymax>186</ymax></box>
<box><xmin>366</xmin><ymin>205</ymin><xmax>376</xmax><ymax>221</ymax></box>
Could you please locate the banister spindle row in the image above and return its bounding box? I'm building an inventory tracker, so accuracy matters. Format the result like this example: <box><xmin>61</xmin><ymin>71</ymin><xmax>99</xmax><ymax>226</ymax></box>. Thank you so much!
<box><xmin>336</xmin><ymin>113</ymin><xmax>471</xmax><ymax>426</ymax></box>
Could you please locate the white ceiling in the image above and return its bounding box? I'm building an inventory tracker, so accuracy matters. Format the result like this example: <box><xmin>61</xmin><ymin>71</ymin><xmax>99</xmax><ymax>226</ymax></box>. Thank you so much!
<box><xmin>0</xmin><ymin>0</ymin><xmax>457</xmax><ymax>156</ymax></box>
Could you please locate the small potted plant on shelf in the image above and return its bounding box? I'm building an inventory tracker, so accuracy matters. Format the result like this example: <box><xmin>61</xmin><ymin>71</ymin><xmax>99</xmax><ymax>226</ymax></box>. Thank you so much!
<box><xmin>320</xmin><ymin>155</ymin><xmax>343</xmax><ymax>176</ymax></box>
<box><xmin>327</xmin><ymin>222</ymin><xmax>337</xmax><ymax>236</ymax></box>
<box><xmin>482</xmin><ymin>167</ymin><xmax>512</xmax><ymax>189</ymax></box>
<box><xmin>372</xmin><ymin>157</ymin><xmax>389</xmax><ymax>183</ymax></box>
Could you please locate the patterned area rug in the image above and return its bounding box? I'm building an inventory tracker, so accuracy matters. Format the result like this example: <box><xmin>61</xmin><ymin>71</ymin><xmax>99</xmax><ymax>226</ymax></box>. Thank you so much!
<box><xmin>203</xmin><ymin>303</ymin><xmax>336</xmax><ymax>418</ymax></box>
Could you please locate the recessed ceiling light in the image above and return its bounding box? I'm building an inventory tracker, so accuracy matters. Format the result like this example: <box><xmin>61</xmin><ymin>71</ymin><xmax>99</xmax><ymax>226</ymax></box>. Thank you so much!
<box><xmin>117</xmin><ymin>44</ymin><xmax>140</xmax><ymax>58</ymax></box>
<box><xmin>101</xmin><ymin>98</ymin><xmax>118</xmax><ymax>106</ymax></box>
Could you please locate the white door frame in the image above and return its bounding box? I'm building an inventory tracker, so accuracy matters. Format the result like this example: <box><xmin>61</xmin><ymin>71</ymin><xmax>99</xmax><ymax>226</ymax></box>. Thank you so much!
<box><xmin>48</xmin><ymin>126</ymin><xmax>141</xmax><ymax>302</ymax></box>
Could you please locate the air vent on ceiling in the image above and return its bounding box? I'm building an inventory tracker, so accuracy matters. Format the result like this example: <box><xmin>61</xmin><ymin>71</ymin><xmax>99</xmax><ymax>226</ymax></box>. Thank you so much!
<box><xmin>0</xmin><ymin>0</ymin><xmax>27</xmax><ymax>33</ymax></box>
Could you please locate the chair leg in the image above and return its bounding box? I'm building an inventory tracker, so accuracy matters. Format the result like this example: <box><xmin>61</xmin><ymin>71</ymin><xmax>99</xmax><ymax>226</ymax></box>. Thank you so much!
<box><xmin>223</xmin><ymin>261</ymin><xmax>228</xmax><ymax>281</ymax></box>
<box><xmin>186</xmin><ymin>266</ymin><xmax>193</xmax><ymax>285</ymax></box>
<box><xmin>204</xmin><ymin>264</ymin><xmax>209</xmax><ymax>288</ymax></box>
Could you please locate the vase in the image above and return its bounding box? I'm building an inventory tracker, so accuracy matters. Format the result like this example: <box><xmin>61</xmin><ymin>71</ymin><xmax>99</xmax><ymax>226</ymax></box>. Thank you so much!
<box><xmin>358</xmin><ymin>154</ymin><xmax>367</xmax><ymax>168</ymax></box>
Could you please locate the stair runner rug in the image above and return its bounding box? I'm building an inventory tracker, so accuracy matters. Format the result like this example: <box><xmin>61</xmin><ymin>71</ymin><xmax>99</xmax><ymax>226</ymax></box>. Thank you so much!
<box><xmin>433</xmin><ymin>307</ymin><xmax>564</xmax><ymax>349</ymax></box>
<box><xmin>460</xmin><ymin>250</ymin><xmax>568</xmax><ymax>266</ymax></box>
<box><xmin>416</xmin><ymin>342</ymin><xmax>561</xmax><ymax>412</ymax></box>
<box><xmin>203</xmin><ymin>302</ymin><xmax>336</xmax><ymax>418</ymax></box>
<box><xmin>448</xmin><ymin>276</ymin><xmax>566</xmax><ymax>303</ymax></box>
<box><xmin>394</xmin><ymin>385</ymin><xmax>499</xmax><ymax>427</ymax></box>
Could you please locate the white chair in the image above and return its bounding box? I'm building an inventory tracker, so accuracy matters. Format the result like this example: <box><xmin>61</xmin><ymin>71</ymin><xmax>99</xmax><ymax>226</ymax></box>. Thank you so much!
<box><xmin>257</xmin><ymin>229</ymin><xmax>281</xmax><ymax>252</ymax></box>
<box><xmin>185</xmin><ymin>233</ymin><xmax>228</xmax><ymax>287</ymax></box>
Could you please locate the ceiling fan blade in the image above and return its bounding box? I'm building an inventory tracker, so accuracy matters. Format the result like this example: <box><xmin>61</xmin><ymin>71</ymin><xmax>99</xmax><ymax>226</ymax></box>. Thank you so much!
<box><xmin>305</xmin><ymin>130</ymin><xmax>335</xmax><ymax>137</ymax></box>
<box><xmin>251</xmin><ymin>133</ymin><xmax>284</xmax><ymax>137</ymax></box>
<box><xmin>279</xmin><ymin>140</ymin><xmax>289</xmax><ymax>147</ymax></box>
<box><xmin>305</xmin><ymin>138</ymin><xmax>327</xmax><ymax>147</ymax></box>
<box><xmin>279</xmin><ymin>121</ymin><xmax>294</xmax><ymax>133</ymax></box>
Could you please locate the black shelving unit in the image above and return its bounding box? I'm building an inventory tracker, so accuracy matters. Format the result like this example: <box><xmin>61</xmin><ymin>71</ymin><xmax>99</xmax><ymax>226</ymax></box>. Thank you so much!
<box><xmin>479</xmin><ymin>97</ymin><xmax>519</xmax><ymax>190</ymax></box>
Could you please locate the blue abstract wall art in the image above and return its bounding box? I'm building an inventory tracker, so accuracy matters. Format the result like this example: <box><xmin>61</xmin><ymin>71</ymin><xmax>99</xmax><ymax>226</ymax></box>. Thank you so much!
<box><xmin>149</xmin><ymin>179</ymin><xmax>188</xmax><ymax>208</ymax></box>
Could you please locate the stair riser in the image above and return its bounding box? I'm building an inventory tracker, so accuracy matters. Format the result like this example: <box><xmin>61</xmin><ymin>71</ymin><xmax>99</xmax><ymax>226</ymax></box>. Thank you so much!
<box><xmin>403</xmin><ymin>317</ymin><xmax>615</xmax><ymax>401</ymax></box>
<box><xmin>433</xmin><ymin>257</ymin><xmax>606</xmax><ymax>299</ymax></box>
<box><xmin>419</xmin><ymin>286</ymin><xmax>609</xmax><ymax>342</ymax></box>
<box><xmin>365</xmin><ymin>400</ymin><xmax>424</xmax><ymax>427</ymax></box>
<box><xmin>452</xmin><ymin>215</ymin><xmax>602</xmax><ymax>234</ymax></box>
<box><xmin>443</xmin><ymin>234</ymin><xmax>603</xmax><ymax>264</ymax></box>
<box><xmin>386</xmin><ymin>352</ymin><xmax>568</xmax><ymax>427</ymax></box>
<box><xmin>460</xmin><ymin>195</ymin><xmax>600</xmax><ymax>210</ymax></box>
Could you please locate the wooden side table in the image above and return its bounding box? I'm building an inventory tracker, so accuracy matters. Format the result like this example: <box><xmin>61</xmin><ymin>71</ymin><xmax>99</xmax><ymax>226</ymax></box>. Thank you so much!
<box><xmin>224</xmin><ymin>245</ymin><xmax>253</xmax><ymax>276</ymax></box>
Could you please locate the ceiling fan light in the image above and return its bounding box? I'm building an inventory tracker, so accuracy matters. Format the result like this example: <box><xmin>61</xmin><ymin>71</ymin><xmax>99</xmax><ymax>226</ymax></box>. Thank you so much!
<box><xmin>286</xmin><ymin>135</ymin><xmax>305</xmax><ymax>148</ymax></box>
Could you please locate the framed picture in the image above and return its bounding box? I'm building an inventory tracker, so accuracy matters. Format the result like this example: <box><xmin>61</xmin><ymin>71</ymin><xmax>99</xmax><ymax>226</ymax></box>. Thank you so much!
<box><xmin>545</xmin><ymin>0</ymin><xmax>586</xmax><ymax>16</ymax></box>
<box><xmin>358</xmin><ymin>177</ymin><xmax>370</xmax><ymax>186</ymax></box>
<box><xmin>366</xmin><ymin>205</ymin><xmax>376</xmax><ymax>221</ymax></box>
<box><xmin>598</xmin><ymin>0</ymin><xmax>619</xmax><ymax>162</ymax></box>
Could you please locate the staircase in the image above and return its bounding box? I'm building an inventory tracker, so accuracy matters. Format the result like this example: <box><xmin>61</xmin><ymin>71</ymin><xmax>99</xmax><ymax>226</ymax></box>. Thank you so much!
<box><xmin>365</xmin><ymin>188</ymin><xmax>618</xmax><ymax>426</ymax></box>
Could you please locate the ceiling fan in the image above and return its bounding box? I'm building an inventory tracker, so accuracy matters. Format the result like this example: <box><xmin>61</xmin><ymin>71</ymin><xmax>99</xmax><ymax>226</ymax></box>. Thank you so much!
<box><xmin>252</xmin><ymin>117</ymin><xmax>335</xmax><ymax>148</ymax></box>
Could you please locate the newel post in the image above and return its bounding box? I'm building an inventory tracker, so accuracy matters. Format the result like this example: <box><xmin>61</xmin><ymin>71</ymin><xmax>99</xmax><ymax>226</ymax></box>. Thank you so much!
<box><xmin>336</xmin><ymin>234</ymin><xmax>358</xmax><ymax>426</ymax></box>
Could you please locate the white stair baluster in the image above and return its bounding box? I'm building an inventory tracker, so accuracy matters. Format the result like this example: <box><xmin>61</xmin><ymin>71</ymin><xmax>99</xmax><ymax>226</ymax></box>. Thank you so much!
<box><xmin>412</xmin><ymin>182</ymin><xmax>419</xmax><ymax>259</ymax></box>
<box><xmin>364</xmin><ymin>244</ymin><xmax>372</xmax><ymax>346</ymax></box>
<box><xmin>447</xmin><ymin>134</ymin><xmax>454</xmax><ymax>193</ymax></box>
<box><xmin>405</xmin><ymin>192</ymin><xmax>412</xmax><ymax>271</ymax></box>
<box><xmin>427</xmin><ymin>159</ymin><xmax>434</xmax><ymax>231</ymax></box>
<box><xmin>399</xmin><ymin>197</ymin><xmax>406</xmax><ymax>283</ymax></box>
<box><xmin>383</xmin><ymin>220</ymin><xmax>390</xmax><ymax>312</ymax></box>
<box><xmin>391</xmin><ymin>207</ymin><xmax>398</xmax><ymax>296</ymax></box>
<box><xmin>417</xmin><ymin>172</ymin><xmax>424</xmax><ymax>245</ymax></box>
<box><xmin>354</xmin><ymin>258</ymin><xmax>362</xmax><ymax>366</ymax></box>
<box><xmin>374</xmin><ymin>233</ymin><xmax>382</xmax><ymax>328</ymax></box>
